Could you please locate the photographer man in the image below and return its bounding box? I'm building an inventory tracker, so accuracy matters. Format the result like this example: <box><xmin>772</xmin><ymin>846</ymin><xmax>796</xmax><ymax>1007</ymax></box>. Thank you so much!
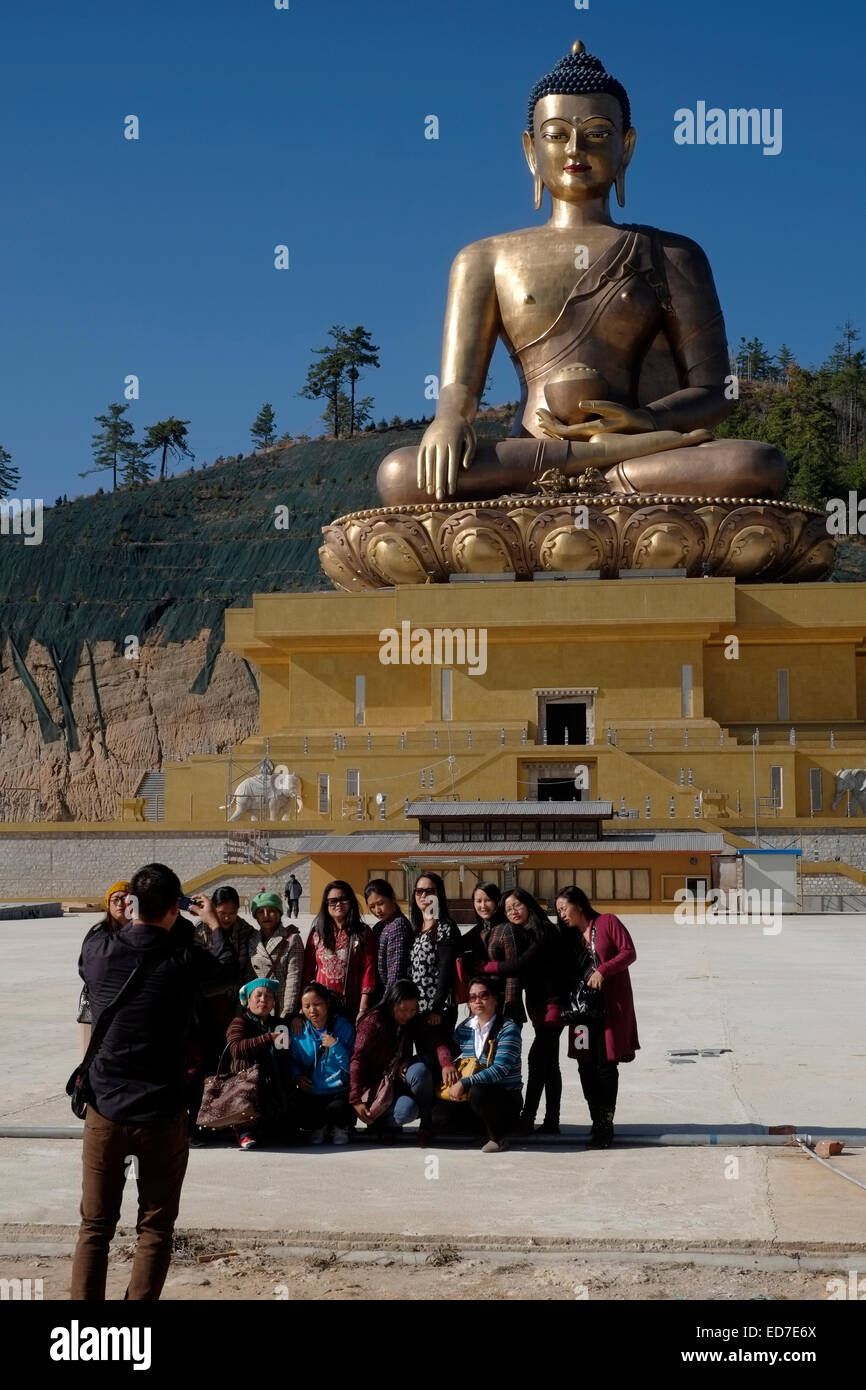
<box><xmin>70</xmin><ymin>863</ymin><xmax>237</xmax><ymax>1301</ymax></box>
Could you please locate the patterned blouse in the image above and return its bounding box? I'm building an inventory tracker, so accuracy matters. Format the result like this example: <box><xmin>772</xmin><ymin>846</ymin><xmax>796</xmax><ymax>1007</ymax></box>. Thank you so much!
<box><xmin>410</xmin><ymin>920</ymin><xmax>459</xmax><ymax>1013</ymax></box>
<box><xmin>311</xmin><ymin>927</ymin><xmax>350</xmax><ymax>993</ymax></box>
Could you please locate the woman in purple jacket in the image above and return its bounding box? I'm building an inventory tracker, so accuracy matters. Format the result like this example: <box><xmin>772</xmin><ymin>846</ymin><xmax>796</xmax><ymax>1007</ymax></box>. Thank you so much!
<box><xmin>556</xmin><ymin>886</ymin><xmax>639</xmax><ymax>1149</ymax></box>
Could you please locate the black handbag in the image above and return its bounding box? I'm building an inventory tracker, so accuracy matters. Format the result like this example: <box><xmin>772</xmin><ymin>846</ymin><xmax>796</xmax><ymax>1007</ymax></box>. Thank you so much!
<box><xmin>66</xmin><ymin>956</ymin><xmax>160</xmax><ymax>1117</ymax></box>
<box><xmin>564</xmin><ymin>926</ymin><xmax>605</xmax><ymax>1026</ymax></box>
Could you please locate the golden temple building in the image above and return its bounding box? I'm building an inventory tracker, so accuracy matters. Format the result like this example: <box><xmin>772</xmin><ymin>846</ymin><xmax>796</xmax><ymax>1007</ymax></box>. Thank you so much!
<box><xmin>163</xmin><ymin>575</ymin><xmax>866</xmax><ymax>913</ymax></box>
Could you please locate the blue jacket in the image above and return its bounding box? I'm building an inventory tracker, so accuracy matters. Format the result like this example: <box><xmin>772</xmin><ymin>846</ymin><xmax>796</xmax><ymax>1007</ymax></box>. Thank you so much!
<box><xmin>453</xmin><ymin>1016</ymin><xmax>522</xmax><ymax>1092</ymax></box>
<box><xmin>290</xmin><ymin>1015</ymin><xmax>355</xmax><ymax>1094</ymax></box>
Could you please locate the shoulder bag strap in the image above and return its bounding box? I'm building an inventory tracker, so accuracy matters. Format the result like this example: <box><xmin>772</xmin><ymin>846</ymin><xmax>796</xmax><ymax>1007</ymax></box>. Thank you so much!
<box><xmin>79</xmin><ymin>952</ymin><xmax>163</xmax><ymax>1074</ymax></box>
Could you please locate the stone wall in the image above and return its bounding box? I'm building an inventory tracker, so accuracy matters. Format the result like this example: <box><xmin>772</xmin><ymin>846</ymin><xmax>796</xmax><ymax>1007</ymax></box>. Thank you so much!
<box><xmin>801</xmin><ymin>871</ymin><xmax>866</xmax><ymax>912</ymax></box>
<box><xmin>0</xmin><ymin>830</ymin><xmax>311</xmax><ymax>901</ymax></box>
<box><xmin>759</xmin><ymin>829</ymin><xmax>866</xmax><ymax>869</ymax></box>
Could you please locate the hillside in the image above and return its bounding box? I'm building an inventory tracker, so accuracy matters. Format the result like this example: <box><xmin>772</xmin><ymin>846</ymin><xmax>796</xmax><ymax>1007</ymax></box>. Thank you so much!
<box><xmin>0</xmin><ymin>424</ymin><xmax>499</xmax><ymax>819</ymax></box>
<box><xmin>0</xmin><ymin>421</ymin><xmax>863</xmax><ymax>821</ymax></box>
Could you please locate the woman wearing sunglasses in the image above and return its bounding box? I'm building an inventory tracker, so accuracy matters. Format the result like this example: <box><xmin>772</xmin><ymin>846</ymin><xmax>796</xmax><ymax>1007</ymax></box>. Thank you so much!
<box><xmin>303</xmin><ymin>880</ymin><xmax>376</xmax><ymax>1023</ymax></box>
<box><xmin>409</xmin><ymin>872</ymin><xmax>461</xmax><ymax>1080</ymax></box>
<box><xmin>432</xmin><ymin>975</ymin><xmax>523</xmax><ymax>1152</ymax></box>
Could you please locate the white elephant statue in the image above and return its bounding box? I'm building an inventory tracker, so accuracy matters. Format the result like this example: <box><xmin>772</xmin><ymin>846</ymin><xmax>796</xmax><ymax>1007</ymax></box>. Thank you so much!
<box><xmin>831</xmin><ymin>769</ymin><xmax>866</xmax><ymax>817</ymax></box>
<box><xmin>221</xmin><ymin>759</ymin><xmax>304</xmax><ymax>821</ymax></box>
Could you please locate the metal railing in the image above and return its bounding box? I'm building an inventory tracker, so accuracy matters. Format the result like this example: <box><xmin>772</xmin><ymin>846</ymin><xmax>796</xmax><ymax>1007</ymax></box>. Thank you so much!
<box><xmin>806</xmin><ymin>893</ymin><xmax>866</xmax><ymax>914</ymax></box>
<box><xmin>223</xmin><ymin>830</ymin><xmax>278</xmax><ymax>865</ymax></box>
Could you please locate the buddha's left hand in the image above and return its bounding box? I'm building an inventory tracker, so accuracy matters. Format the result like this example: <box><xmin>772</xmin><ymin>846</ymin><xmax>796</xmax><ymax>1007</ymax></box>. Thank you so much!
<box><xmin>537</xmin><ymin>401</ymin><xmax>655</xmax><ymax>440</ymax></box>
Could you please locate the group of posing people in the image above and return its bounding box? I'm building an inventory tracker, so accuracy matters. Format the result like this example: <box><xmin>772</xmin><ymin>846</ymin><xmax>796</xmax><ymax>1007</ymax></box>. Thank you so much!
<box><xmin>79</xmin><ymin>870</ymin><xmax>639</xmax><ymax>1156</ymax></box>
<box><xmin>71</xmin><ymin>862</ymin><xmax>638</xmax><ymax>1300</ymax></box>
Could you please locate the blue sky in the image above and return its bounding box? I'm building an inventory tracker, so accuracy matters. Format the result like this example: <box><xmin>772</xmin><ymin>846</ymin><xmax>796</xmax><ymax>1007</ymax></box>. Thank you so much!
<box><xmin>1</xmin><ymin>0</ymin><xmax>863</xmax><ymax>499</ymax></box>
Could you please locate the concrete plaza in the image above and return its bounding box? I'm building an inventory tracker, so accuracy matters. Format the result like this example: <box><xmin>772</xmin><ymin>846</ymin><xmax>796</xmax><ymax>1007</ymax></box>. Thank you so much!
<box><xmin>0</xmin><ymin>912</ymin><xmax>864</xmax><ymax>1251</ymax></box>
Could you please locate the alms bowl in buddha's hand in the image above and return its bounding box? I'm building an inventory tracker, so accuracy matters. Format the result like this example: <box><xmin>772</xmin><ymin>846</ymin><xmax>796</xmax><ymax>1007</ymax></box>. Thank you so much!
<box><xmin>544</xmin><ymin>365</ymin><xmax>610</xmax><ymax>425</ymax></box>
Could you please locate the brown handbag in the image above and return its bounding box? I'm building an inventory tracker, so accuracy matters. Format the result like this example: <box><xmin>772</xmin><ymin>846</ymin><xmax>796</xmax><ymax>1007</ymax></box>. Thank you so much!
<box><xmin>361</xmin><ymin>1051</ymin><xmax>403</xmax><ymax>1121</ymax></box>
<box><xmin>196</xmin><ymin>1045</ymin><xmax>262</xmax><ymax>1131</ymax></box>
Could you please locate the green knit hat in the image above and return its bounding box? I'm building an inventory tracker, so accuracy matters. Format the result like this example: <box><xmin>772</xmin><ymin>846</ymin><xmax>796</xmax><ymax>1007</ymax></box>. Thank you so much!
<box><xmin>239</xmin><ymin>977</ymin><xmax>281</xmax><ymax>1007</ymax></box>
<box><xmin>251</xmin><ymin>890</ymin><xmax>283</xmax><ymax>918</ymax></box>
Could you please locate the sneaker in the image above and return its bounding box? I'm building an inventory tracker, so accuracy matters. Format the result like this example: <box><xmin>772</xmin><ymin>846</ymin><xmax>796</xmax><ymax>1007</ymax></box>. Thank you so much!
<box><xmin>481</xmin><ymin>1138</ymin><xmax>510</xmax><ymax>1154</ymax></box>
<box><xmin>331</xmin><ymin>1126</ymin><xmax>350</xmax><ymax>1146</ymax></box>
<box><xmin>238</xmin><ymin>1133</ymin><xmax>256</xmax><ymax>1151</ymax></box>
<box><xmin>310</xmin><ymin>1126</ymin><xmax>328</xmax><ymax>1145</ymax></box>
<box><xmin>536</xmin><ymin>1119</ymin><xmax>561</xmax><ymax>1136</ymax></box>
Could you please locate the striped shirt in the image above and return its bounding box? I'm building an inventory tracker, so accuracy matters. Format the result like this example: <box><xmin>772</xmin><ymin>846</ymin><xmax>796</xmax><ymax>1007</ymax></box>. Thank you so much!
<box><xmin>453</xmin><ymin>1016</ymin><xmax>522</xmax><ymax>1092</ymax></box>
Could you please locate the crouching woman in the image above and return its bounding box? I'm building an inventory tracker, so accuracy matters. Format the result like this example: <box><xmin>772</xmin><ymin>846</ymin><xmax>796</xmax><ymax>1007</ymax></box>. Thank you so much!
<box><xmin>290</xmin><ymin>982</ymin><xmax>356</xmax><ymax>1145</ymax></box>
<box><xmin>226</xmin><ymin>977</ymin><xmax>291</xmax><ymax>1150</ymax></box>
<box><xmin>349</xmin><ymin>981</ymin><xmax>433</xmax><ymax>1141</ymax></box>
<box><xmin>432</xmin><ymin>976</ymin><xmax>522</xmax><ymax>1153</ymax></box>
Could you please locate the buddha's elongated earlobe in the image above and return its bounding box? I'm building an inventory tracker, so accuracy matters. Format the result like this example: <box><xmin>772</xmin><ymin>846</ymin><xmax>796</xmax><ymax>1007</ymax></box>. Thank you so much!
<box><xmin>534</xmin><ymin>172</ymin><xmax>544</xmax><ymax>210</ymax></box>
<box><xmin>615</xmin><ymin>169</ymin><xmax>626</xmax><ymax>208</ymax></box>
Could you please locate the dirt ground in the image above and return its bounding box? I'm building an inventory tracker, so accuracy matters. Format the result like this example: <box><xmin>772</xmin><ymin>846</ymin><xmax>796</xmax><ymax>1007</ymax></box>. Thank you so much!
<box><xmin>2</xmin><ymin>1245</ymin><xmax>851</xmax><ymax>1301</ymax></box>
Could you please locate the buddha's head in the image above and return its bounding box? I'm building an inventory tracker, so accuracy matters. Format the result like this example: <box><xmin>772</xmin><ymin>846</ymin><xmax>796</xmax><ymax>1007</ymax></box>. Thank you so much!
<box><xmin>523</xmin><ymin>40</ymin><xmax>635</xmax><ymax>210</ymax></box>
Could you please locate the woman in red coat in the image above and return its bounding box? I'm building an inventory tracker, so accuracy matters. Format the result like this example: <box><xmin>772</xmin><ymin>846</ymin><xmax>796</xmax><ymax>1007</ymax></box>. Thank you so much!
<box><xmin>556</xmin><ymin>886</ymin><xmax>639</xmax><ymax>1149</ymax></box>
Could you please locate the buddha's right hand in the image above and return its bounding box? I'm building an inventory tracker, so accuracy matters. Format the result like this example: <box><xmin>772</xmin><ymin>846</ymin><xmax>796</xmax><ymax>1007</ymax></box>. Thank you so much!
<box><xmin>417</xmin><ymin>414</ymin><xmax>477</xmax><ymax>500</ymax></box>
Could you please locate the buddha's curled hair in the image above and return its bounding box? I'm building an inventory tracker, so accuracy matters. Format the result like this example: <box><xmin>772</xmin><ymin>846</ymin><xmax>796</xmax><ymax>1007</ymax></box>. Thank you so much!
<box><xmin>527</xmin><ymin>43</ymin><xmax>631</xmax><ymax>135</ymax></box>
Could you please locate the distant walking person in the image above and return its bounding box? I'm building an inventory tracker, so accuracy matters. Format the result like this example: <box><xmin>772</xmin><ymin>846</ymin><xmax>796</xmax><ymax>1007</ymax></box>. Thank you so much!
<box><xmin>556</xmin><ymin>886</ymin><xmax>639</xmax><ymax>1149</ymax></box>
<box><xmin>285</xmin><ymin>873</ymin><xmax>302</xmax><ymax>918</ymax></box>
<box><xmin>70</xmin><ymin>865</ymin><xmax>236</xmax><ymax>1301</ymax></box>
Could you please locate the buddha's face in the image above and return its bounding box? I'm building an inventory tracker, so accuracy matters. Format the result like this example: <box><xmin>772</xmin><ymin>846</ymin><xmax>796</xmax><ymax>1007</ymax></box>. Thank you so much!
<box><xmin>524</xmin><ymin>92</ymin><xmax>634</xmax><ymax>204</ymax></box>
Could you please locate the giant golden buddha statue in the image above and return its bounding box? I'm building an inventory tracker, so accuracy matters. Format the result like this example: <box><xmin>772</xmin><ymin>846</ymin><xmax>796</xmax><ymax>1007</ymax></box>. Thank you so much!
<box><xmin>320</xmin><ymin>42</ymin><xmax>834</xmax><ymax>588</ymax></box>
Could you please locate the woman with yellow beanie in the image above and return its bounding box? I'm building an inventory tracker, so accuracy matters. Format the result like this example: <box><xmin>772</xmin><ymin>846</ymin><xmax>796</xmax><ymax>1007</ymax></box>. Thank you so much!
<box><xmin>76</xmin><ymin>881</ymin><xmax>131</xmax><ymax>1054</ymax></box>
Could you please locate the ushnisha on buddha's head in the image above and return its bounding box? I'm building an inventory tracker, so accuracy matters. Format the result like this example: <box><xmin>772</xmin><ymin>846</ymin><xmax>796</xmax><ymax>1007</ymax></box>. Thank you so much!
<box><xmin>523</xmin><ymin>40</ymin><xmax>636</xmax><ymax>211</ymax></box>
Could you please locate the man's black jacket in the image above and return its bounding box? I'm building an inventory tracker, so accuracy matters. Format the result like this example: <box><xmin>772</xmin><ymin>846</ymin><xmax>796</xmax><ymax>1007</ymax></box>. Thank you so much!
<box><xmin>79</xmin><ymin>917</ymin><xmax>236</xmax><ymax>1123</ymax></box>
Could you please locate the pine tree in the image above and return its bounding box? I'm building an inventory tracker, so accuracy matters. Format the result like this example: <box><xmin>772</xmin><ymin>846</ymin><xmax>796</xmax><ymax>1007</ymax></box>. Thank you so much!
<box><xmin>775</xmin><ymin>344</ymin><xmax>796</xmax><ymax>380</ymax></box>
<box><xmin>825</xmin><ymin>318</ymin><xmax>862</xmax><ymax>372</ymax></box>
<box><xmin>120</xmin><ymin>442</ymin><xmax>155</xmax><ymax>486</ymax></box>
<box><xmin>82</xmin><ymin>402</ymin><xmax>138</xmax><ymax>490</ymax></box>
<box><xmin>822</xmin><ymin>321</ymin><xmax>865</xmax><ymax>455</ymax></box>
<box><xmin>737</xmin><ymin>336</ymin><xmax>777</xmax><ymax>381</ymax></box>
<box><xmin>736</xmin><ymin>335</ymin><xmax>776</xmax><ymax>381</ymax></box>
<box><xmin>320</xmin><ymin>389</ymin><xmax>354</xmax><ymax>438</ymax></box>
<box><xmin>352</xmin><ymin>395</ymin><xmax>375</xmax><ymax>431</ymax></box>
<box><xmin>140</xmin><ymin>418</ymin><xmax>194</xmax><ymax>481</ymax></box>
<box><xmin>0</xmin><ymin>445</ymin><xmax>19</xmax><ymax>499</ymax></box>
<box><xmin>251</xmin><ymin>403</ymin><xmax>277</xmax><ymax>449</ymax></box>
<box><xmin>300</xmin><ymin>327</ymin><xmax>351</xmax><ymax>438</ymax></box>
<box><xmin>334</xmin><ymin>325</ymin><xmax>380</xmax><ymax>437</ymax></box>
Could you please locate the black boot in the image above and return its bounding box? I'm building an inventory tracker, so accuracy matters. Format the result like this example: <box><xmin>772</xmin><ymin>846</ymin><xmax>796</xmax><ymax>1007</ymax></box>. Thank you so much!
<box><xmin>590</xmin><ymin>1109</ymin><xmax>615</xmax><ymax>1149</ymax></box>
